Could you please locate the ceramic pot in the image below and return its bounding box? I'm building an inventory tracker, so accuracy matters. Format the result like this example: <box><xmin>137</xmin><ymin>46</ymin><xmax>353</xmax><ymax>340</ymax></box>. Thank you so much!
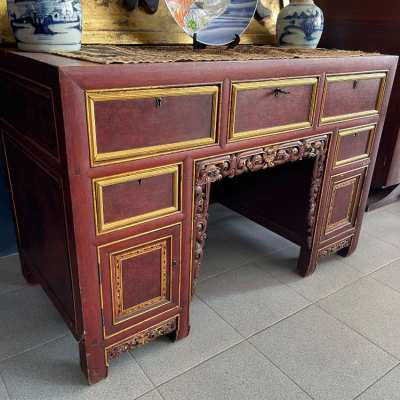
<box><xmin>7</xmin><ymin>0</ymin><xmax>82</xmax><ymax>52</ymax></box>
<box><xmin>276</xmin><ymin>0</ymin><xmax>324</xmax><ymax>48</ymax></box>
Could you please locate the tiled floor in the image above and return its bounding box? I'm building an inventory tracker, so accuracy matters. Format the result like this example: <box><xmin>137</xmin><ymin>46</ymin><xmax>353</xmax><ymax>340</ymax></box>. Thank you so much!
<box><xmin>1</xmin><ymin>203</ymin><xmax>400</xmax><ymax>400</ymax></box>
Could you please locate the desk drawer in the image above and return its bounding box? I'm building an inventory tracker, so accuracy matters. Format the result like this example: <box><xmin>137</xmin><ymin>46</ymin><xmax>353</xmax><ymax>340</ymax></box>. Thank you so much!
<box><xmin>98</xmin><ymin>224</ymin><xmax>181</xmax><ymax>339</ymax></box>
<box><xmin>86</xmin><ymin>86</ymin><xmax>219</xmax><ymax>165</ymax></box>
<box><xmin>229</xmin><ymin>77</ymin><xmax>318</xmax><ymax>141</ymax></box>
<box><xmin>93</xmin><ymin>164</ymin><xmax>181</xmax><ymax>235</ymax></box>
<box><xmin>334</xmin><ymin>124</ymin><xmax>376</xmax><ymax>168</ymax></box>
<box><xmin>320</xmin><ymin>73</ymin><xmax>386</xmax><ymax>125</ymax></box>
<box><xmin>321</xmin><ymin>167</ymin><xmax>367</xmax><ymax>241</ymax></box>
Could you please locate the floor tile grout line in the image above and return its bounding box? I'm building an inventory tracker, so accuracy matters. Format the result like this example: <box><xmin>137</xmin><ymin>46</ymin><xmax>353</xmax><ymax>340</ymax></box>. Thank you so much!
<box><xmin>246</xmin><ymin>340</ymin><xmax>316</xmax><ymax>400</ymax></box>
<box><xmin>308</xmin><ymin>258</ymin><xmax>400</xmax><ymax>306</ymax></box>
<box><xmin>198</xmin><ymin>242</ymin><xmax>294</xmax><ymax>286</ymax></box>
<box><xmin>314</xmin><ymin>303</ymin><xmax>400</xmax><ymax>362</ymax></box>
<box><xmin>369</xmin><ymin>274</ymin><xmax>400</xmax><ymax>296</ymax></box>
<box><xmin>151</xmin><ymin>340</ymin><xmax>248</xmax><ymax>390</ymax></box>
<box><xmin>129</xmin><ymin>350</ymin><xmax>161</xmax><ymax>390</ymax></box>
<box><xmin>0</xmin><ymin>333</ymin><xmax>69</xmax><ymax>366</ymax></box>
<box><xmin>0</xmin><ymin>371</ymin><xmax>11</xmax><ymax>400</ymax></box>
<box><xmin>340</xmin><ymin>253</ymin><xmax>400</xmax><ymax>277</ymax></box>
<box><xmin>195</xmin><ymin>291</ymin><xmax>314</xmax><ymax>343</ymax></box>
<box><xmin>351</xmin><ymin>361</ymin><xmax>400</xmax><ymax>400</ymax></box>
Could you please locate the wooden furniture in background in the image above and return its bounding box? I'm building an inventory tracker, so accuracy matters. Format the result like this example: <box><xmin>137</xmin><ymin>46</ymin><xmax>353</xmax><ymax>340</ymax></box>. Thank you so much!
<box><xmin>0</xmin><ymin>48</ymin><xmax>397</xmax><ymax>384</ymax></box>
<box><xmin>317</xmin><ymin>0</ymin><xmax>400</xmax><ymax>207</ymax></box>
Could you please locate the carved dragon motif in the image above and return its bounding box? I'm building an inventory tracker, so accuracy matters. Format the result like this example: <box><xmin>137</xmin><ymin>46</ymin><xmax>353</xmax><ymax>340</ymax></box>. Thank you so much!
<box><xmin>192</xmin><ymin>135</ymin><xmax>328</xmax><ymax>295</ymax></box>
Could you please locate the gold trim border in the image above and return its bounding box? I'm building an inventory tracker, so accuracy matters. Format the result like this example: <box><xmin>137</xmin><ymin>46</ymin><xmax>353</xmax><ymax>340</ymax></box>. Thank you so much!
<box><xmin>333</xmin><ymin>124</ymin><xmax>376</xmax><ymax>168</ymax></box>
<box><xmin>228</xmin><ymin>76</ymin><xmax>319</xmax><ymax>141</ymax></box>
<box><xmin>320</xmin><ymin>72</ymin><xmax>387</xmax><ymax>125</ymax></box>
<box><xmin>93</xmin><ymin>163</ymin><xmax>181</xmax><ymax>235</ymax></box>
<box><xmin>112</xmin><ymin>240</ymin><xmax>168</xmax><ymax>324</ymax></box>
<box><xmin>97</xmin><ymin>222</ymin><xmax>182</xmax><ymax>340</ymax></box>
<box><xmin>86</xmin><ymin>85</ymin><xmax>220</xmax><ymax>166</ymax></box>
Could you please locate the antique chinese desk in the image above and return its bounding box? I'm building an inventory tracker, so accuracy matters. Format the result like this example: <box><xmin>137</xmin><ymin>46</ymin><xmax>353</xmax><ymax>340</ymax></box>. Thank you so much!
<box><xmin>0</xmin><ymin>46</ymin><xmax>397</xmax><ymax>384</ymax></box>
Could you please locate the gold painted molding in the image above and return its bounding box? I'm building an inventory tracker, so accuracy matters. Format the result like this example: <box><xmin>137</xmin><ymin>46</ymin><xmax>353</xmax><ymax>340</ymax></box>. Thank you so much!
<box><xmin>86</xmin><ymin>85</ymin><xmax>219</xmax><ymax>166</ymax></box>
<box><xmin>229</xmin><ymin>76</ymin><xmax>319</xmax><ymax>141</ymax></box>
<box><xmin>92</xmin><ymin>163</ymin><xmax>181</xmax><ymax>234</ymax></box>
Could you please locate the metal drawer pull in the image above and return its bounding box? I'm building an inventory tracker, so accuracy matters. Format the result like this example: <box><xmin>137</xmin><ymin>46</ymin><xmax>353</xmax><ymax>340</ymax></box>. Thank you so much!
<box><xmin>353</xmin><ymin>80</ymin><xmax>359</xmax><ymax>89</ymax></box>
<box><xmin>273</xmin><ymin>88</ymin><xmax>291</xmax><ymax>97</ymax></box>
<box><xmin>172</xmin><ymin>259</ymin><xmax>177</xmax><ymax>267</ymax></box>
<box><xmin>155</xmin><ymin>97</ymin><xmax>163</xmax><ymax>108</ymax></box>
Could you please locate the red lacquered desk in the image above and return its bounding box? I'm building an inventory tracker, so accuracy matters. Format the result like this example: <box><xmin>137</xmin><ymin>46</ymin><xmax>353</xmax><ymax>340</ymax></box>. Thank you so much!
<box><xmin>0</xmin><ymin>46</ymin><xmax>397</xmax><ymax>384</ymax></box>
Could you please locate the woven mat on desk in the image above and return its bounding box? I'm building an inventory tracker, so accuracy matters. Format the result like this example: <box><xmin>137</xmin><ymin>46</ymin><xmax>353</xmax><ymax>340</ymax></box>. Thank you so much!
<box><xmin>53</xmin><ymin>45</ymin><xmax>378</xmax><ymax>64</ymax></box>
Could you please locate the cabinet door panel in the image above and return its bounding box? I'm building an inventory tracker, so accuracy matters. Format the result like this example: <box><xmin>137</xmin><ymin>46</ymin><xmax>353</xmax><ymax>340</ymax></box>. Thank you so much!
<box><xmin>98</xmin><ymin>224</ymin><xmax>181</xmax><ymax>339</ymax></box>
<box><xmin>321</xmin><ymin>167</ymin><xmax>367</xmax><ymax>242</ymax></box>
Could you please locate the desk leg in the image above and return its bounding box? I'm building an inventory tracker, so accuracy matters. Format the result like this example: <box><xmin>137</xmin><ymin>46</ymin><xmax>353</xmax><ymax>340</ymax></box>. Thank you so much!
<box><xmin>297</xmin><ymin>245</ymin><xmax>318</xmax><ymax>277</ymax></box>
<box><xmin>79</xmin><ymin>340</ymin><xmax>108</xmax><ymax>385</ymax></box>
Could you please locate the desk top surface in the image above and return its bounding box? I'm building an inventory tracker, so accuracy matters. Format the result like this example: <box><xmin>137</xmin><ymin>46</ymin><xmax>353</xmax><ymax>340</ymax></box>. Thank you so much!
<box><xmin>0</xmin><ymin>45</ymin><xmax>388</xmax><ymax>68</ymax></box>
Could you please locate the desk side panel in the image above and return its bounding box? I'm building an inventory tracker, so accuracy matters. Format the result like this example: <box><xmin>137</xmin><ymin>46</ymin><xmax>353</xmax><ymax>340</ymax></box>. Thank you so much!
<box><xmin>0</xmin><ymin>52</ymin><xmax>82</xmax><ymax>338</ymax></box>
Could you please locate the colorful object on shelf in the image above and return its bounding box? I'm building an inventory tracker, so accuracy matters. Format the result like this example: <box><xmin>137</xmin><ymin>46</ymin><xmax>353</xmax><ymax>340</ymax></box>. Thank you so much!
<box><xmin>7</xmin><ymin>0</ymin><xmax>82</xmax><ymax>52</ymax></box>
<box><xmin>276</xmin><ymin>0</ymin><xmax>323</xmax><ymax>48</ymax></box>
<box><xmin>164</xmin><ymin>0</ymin><xmax>257</xmax><ymax>45</ymax></box>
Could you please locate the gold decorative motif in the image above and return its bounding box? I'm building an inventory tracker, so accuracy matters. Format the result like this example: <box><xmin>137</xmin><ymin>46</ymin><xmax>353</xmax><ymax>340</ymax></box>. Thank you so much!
<box><xmin>191</xmin><ymin>135</ymin><xmax>328</xmax><ymax>295</ymax></box>
<box><xmin>318</xmin><ymin>236</ymin><xmax>353</xmax><ymax>259</ymax></box>
<box><xmin>229</xmin><ymin>76</ymin><xmax>319</xmax><ymax>141</ymax></box>
<box><xmin>112</xmin><ymin>241</ymin><xmax>168</xmax><ymax>323</ymax></box>
<box><xmin>86</xmin><ymin>86</ymin><xmax>219</xmax><ymax>166</ymax></box>
<box><xmin>320</xmin><ymin>72</ymin><xmax>387</xmax><ymax>125</ymax></box>
<box><xmin>92</xmin><ymin>164</ymin><xmax>181</xmax><ymax>235</ymax></box>
<box><xmin>105</xmin><ymin>317</ymin><xmax>178</xmax><ymax>365</ymax></box>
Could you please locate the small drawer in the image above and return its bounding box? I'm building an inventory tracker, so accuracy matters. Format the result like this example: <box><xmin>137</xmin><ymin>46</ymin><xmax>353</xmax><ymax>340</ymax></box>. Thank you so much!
<box><xmin>97</xmin><ymin>223</ymin><xmax>181</xmax><ymax>338</ymax></box>
<box><xmin>86</xmin><ymin>86</ymin><xmax>219</xmax><ymax>165</ymax></box>
<box><xmin>334</xmin><ymin>124</ymin><xmax>376</xmax><ymax>168</ymax></box>
<box><xmin>93</xmin><ymin>164</ymin><xmax>181</xmax><ymax>235</ymax></box>
<box><xmin>321</xmin><ymin>167</ymin><xmax>367</xmax><ymax>241</ymax></box>
<box><xmin>320</xmin><ymin>72</ymin><xmax>387</xmax><ymax>125</ymax></box>
<box><xmin>229</xmin><ymin>77</ymin><xmax>318</xmax><ymax>141</ymax></box>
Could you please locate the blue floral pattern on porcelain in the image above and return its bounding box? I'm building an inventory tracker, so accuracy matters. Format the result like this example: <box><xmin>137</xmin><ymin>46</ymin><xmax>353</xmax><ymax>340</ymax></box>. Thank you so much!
<box><xmin>7</xmin><ymin>0</ymin><xmax>82</xmax><ymax>52</ymax></box>
<box><xmin>277</xmin><ymin>1</ymin><xmax>324</xmax><ymax>48</ymax></box>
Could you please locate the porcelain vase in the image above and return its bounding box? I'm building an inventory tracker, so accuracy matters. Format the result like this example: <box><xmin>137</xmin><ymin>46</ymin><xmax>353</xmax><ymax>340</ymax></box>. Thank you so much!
<box><xmin>7</xmin><ymin>0</ymin><xmax>82</xmax><ymax>52</ymax></box>
<box><xmin>276</xmin><ymin>0</ymin><xmax>324</xmax><ymax>48</ymax></box>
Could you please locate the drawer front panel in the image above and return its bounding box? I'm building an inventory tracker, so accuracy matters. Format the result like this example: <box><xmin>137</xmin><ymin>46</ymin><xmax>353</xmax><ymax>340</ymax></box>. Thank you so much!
<box><xmin>93</xmin><ymin>164</ymin><xmax>181</xmax><ymax>235</ymax></box>
<box><xmin>320</xmin><ymin>73</ymin><xmax>386</xmax><ymax>125</ymax></box>
<box><xmin>87</xmin><ymin>86</ymin><xmax>219</xmax><ymax>165</ymax></box>
<box><xmin>322</xmin><ymin>168</ymin><xmax>367</xmax><ymax>241</ymax></box>
<box><xmin>334</xmin><ymin>124</ymin><xmax>376</xmax><ymax>168</ymax></box>
<box><xmin>229</xmin><ymin>77</ymin><xmax>318</xmax><ymax>141</ymax></box>
<box><xmin>98</xmin><ymin>224</ymin><xmax>181</xmax><ymax>338</ymax></box>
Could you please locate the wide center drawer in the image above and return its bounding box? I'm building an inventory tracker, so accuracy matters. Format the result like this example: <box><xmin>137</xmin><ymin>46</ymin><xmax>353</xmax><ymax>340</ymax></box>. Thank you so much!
<box><xmin>320</xmin><ymin>72</ymin><xmax>387</xmax><ymax>125</ymax></box>
<box><xmin>86</xmin><ymin>86</ymin><xmax>219</xmax><ymax>165</ymax></box>
<box><xmin>229</xmin><ymin>77</ymin><xmax>319</xmax><ymax>141</ymax></box>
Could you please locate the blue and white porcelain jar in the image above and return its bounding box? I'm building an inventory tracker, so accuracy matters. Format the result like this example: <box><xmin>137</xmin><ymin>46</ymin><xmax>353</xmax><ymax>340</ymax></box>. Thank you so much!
<box><xmin>277</xmin><ymin>0</ymin><xmax>324</xmax><ymax>48</ymax></box>
<box><xmin>7</xmin><ymin>0</ymin><xmax>82</xmax><ymax>52</ymax></box>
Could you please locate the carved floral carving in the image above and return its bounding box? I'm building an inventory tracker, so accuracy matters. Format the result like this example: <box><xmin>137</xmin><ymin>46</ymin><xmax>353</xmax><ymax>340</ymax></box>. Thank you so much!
<box><xmin>192</xmin><ymin>136</ymin><xmax>328</xmax><ymax>295</ymax></box>
<box><xmin>106</xmin><ymin>317</ymin><xmax>177</xmax><ymax>363</ymax></box>
<box><xmin>318</xmin><ymin>237</ymin><xmax>352</xmax><ymax>259</ymax></box>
